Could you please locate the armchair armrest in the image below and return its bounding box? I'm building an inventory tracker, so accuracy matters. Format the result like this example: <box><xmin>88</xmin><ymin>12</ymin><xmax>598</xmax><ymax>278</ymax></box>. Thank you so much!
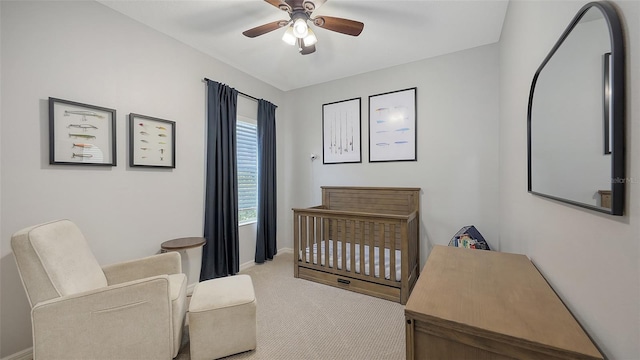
<box><xmin>102</xmin><ymin>252</ymin><xmax>181</xmax><ymax>285</ymax></box>
<box><xmin>32</xmin><ymin>276</ymin><xmax>174</xmax><ymax>360</ymax></box>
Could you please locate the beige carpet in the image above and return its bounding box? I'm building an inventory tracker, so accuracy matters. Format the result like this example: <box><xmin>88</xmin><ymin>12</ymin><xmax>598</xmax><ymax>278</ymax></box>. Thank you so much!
<box><xmin>176</xmin><ymin>252</ymin><xmax>405</xmax><ymax>360</ymax></box>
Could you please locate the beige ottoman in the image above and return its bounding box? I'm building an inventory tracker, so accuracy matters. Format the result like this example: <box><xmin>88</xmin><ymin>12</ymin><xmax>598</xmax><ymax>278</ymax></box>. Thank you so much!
<box><xmin>189</xmin><ymin>275</ymin><xmax>257</xmax><ymax>360</ymax></box>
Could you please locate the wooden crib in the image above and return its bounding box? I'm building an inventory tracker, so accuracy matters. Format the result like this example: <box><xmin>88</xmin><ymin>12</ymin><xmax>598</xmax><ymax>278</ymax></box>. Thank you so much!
<box><xmin>292</xmin><ymin>186</ymin><xmax>420</xmax><ymax>304</ymax></box>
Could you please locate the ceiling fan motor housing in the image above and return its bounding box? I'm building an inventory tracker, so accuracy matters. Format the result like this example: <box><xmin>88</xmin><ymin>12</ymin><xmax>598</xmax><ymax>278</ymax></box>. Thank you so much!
<box><xmin>291</xmin><ymin>10</ymin><xmax>310</xmax><ymax>23</ymax></box>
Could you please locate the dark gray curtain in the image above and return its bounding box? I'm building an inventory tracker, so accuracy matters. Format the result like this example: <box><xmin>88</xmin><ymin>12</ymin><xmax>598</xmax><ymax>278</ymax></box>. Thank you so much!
<box><xmin>201</xmin><ymin>80</ymin><xmax>239</xmax><ymax>280</ymax></box>
<box><xmin>255</xmin><ymin>99</ymin><xmax>277</xmax><ymax>263</ymax></box>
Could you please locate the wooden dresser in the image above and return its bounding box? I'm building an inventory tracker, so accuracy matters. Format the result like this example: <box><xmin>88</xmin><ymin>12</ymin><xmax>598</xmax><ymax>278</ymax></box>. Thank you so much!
<box><xmin>405</xmin><ymin>246</ymin><xmax>603</xmax><ymax>360</ymax></box>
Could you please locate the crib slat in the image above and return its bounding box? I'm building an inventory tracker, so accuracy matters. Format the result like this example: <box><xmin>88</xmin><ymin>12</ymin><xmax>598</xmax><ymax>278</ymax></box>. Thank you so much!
<box><xmin>301</xmin><ymin>216</ymin><xmax>308</xmax><ymax>264</ymax></box>
<box><xmin>390</xmin><ymin>223</ymin><xmax>396</xmax><ymax>282</ymax></box>
<box><xmin>324</xmin><ymin>218</ymin><xmax>330</xmax><ymax>268</ymax></box>
<box><xmin>369</xmin><ymin>222</ymin><xmax>375</xmax><ymax>278</ymax></box>
<box><xmin>359</xmin><ymin>221</ymin><xmax>365</xmax><ymax>276</ymax></box>
<box><xmin>350</xmin><ymin>220</ymin><xmax>356</xmax><ymax>274</ymax></box>
<box><xmin>379</xmin><ymin>223</ymin><xmax>386</xmax><ymax>281</ymax></box>
<box><xmin>338</xmin><ymin>219</ymin><xmax>344</xmax><ymax>270</ymax></box>
<box><xmin>341</xmin><ymin>220</ymin><xmax>347</xmax><ymax>272</ymax></box>
<box><xmin>316</xmin><ymin>216</ymin><xmax>322</xmax><ymax>266</ymax></box>
<box><xmin>331</xmin><ymin>219</ymin><xmax>338</xmax><ymax>269</ymax></box>
<box><xmin>309</xmin><ymin>215</ymin><xmax>315</xmax><ymax>266</ymax></box>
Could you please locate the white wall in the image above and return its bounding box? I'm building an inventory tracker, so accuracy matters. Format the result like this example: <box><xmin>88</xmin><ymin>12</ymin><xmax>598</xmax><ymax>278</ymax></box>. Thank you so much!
<box><xmin>499</xmin><ymin>1</ymin><xmax>639</xmax><ymax>359</ymax></box>
<box><xmin>0</xmin><ymin>1</ymin><xmax>285</xmax><ymax>357</ymax></box>
<box><xmin>281</xmin><ymin>44</ymin><xmax>501</xmax><ymax>265</ymax></box>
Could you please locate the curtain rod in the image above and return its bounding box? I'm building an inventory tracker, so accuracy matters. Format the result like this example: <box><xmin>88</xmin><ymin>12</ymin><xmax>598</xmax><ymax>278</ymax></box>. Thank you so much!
<box><xmin>203</xmin><ymin>78</ymin><xmax>277</xmax><ymax>108</ymax></box>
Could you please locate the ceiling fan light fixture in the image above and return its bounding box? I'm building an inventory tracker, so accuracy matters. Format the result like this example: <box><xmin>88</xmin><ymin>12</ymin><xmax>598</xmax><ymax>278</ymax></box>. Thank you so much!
<box><xmin>282</xmin><ymin>26</ymin><xmax>296</xmax><ymax>45</ymax></box>
<box><xmin>303</xmin><ymin>28</ymin><xmax>317</xmax><ymax>46</ymax></box>
<box><xmin>243</xmin><ymin>0</ymin><xmax>365</xmax><ymax>56</ymax></box>
<box><xmin>292</xmin><ymin>18</ymin><xmax>309</xmax><ymax>38</ymax></box>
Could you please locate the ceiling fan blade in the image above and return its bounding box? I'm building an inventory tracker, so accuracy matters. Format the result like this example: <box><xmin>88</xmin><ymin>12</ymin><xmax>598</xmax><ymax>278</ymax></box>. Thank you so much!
<box><xmin>313</xmin><ymin>16</ymin><xmax>364</xmax><ymax>36</ymax></box>
<box><xmin>243</xmin><ymin>20</ymin><xmax>288</xmax><ymax>38</ymax></box>
<box><xmin>264</xmin><ymin>0</ymin><xmax>292</xmax><ymax>12</ymax></box>
<box><xmin>300</xmin><ymin>43</ymin><xmax>316</xmax><ymax>55</ymax></box>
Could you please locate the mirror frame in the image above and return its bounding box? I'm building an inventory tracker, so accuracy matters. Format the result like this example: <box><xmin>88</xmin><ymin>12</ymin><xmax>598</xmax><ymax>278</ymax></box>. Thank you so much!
<box><xmin>527</xmin><ymin>1</ymin><xmax>625</xmax><ymax>215</ymax></box>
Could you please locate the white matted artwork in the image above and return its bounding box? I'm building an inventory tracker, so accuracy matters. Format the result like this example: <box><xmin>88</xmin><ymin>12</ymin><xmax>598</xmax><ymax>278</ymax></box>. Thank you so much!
<box><xmin>49</xmin><ymin>97</ymin><xmax>116</xmax><ymax>166</ymax></box>
<box><xmin>322</xmin><ymin>97</ymin><xmax>361</xmax><ymax>164</ymax></box>
<box><xmin>368</xmin><ymin>87</ymin><xmax>417</xmax><ymax>162</ymax></box>
<box><xmin>129</xmin><ymin>113</ymin><xmax>175</xmax><ymax>168</ymax></box>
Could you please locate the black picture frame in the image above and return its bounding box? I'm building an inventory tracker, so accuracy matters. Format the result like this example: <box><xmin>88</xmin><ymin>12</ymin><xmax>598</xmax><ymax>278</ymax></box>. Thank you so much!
<box><xmin>49</xmin><ymin>97</ymin><xmax>116</xmax><ymax>166</ymax></box>
<box><xmin>322</xmin><ymin>98</ymin><xmax>362</xmax><ymax>164</ymax></box>
<box><xmin>129</xmin><ymin>113</ymin><xmax>176</xmax><ymax>168</ymax></box>
<box><xmin>368</xmin><ymin>87</ymin><xmax>417</xmax><ymax>162</ymax></box>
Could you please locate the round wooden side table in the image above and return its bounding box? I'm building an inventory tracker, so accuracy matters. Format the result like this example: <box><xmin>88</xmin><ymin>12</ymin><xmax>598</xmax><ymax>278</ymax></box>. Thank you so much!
<box><xmin>161</xmin><ymin>237</ymin><xmax>206</xmax><ymax>252</ymax></box>
<box><xmin>161</xmin><ymin>237</ymin><xmax>206</xmax><ymax>290</ymax></box>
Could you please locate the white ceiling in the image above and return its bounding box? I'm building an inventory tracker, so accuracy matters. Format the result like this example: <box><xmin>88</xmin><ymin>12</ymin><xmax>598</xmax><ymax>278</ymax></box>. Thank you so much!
<box><xmin>98</xmin><ymin>0</ymin><xmax>509</xmax><ymax>91</ymax></box>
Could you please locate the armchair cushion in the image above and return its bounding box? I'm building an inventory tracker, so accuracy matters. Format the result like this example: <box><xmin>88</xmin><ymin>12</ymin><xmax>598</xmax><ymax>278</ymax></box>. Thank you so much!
<box><xmin>12</xmin><ymin>219</ymin><xmax>107</xmax><ymax>305</ymax></box>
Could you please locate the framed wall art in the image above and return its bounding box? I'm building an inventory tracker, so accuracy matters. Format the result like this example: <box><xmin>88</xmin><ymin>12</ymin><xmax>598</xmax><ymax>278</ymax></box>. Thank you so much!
<box><xmin>129</xmin><ymin>113</ymin><xmax>176</xmax><ymax>168</ymax></box>
<box><xmin>368</xmin><ymin>87</ymin><xmax>417</xmax><ymax>162</ymax></box>
<box><xmin>49</xmin><ymin>97</ymin><xmax>116</xmax><ymax>166</ymax></box>
<box><xmin>322</xmin><ymin>97</ymin><xmax>361</xmax><ymax>164</ymax></box>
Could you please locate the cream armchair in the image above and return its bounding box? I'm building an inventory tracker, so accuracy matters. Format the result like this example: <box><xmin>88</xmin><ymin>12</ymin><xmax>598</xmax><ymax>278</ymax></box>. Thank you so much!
<box><xmin>11</xmin><ymin>219</ymin><xmax>187</xmax><ymax>360</ymax></box>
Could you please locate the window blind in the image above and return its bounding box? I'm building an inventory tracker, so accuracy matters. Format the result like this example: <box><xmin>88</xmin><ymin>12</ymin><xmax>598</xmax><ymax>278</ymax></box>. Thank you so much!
<box><xmin>237</xmin><ymin>120</ymin><xmax>258</xmax><ymax>223</ymax></box>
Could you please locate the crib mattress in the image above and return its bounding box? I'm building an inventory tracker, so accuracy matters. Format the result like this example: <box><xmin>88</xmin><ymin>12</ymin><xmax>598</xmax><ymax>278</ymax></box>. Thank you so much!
<box><xmin>299</xmin><ymin>240</ymin><xmax>401</xmax><ymax>281</ymax></box>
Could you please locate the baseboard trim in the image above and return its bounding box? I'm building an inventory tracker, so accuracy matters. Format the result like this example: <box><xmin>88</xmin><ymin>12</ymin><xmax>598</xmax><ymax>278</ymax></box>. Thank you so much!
<box><xmin>239</xmin><ymin>247</ymin><xmax>293</xmax><ymax>272</ymax></box>
<box><xmin>188</xmin><ymin>247</ymin><xmax>295</xmax><ymax>288</ymax></box>
<box><xmin>1</xmin><ymin>347</ymin><xmax>32</xmax><ymax>360</ymax></box>
<box><xmin>239</xmin><ymin>259</ymin><xmax>256</xmax><ymax>272</ymax></box>
<box><xmin>278</xmin><ymin>247</ymin><xmax>293</xmax><ymax>254</ymax></box>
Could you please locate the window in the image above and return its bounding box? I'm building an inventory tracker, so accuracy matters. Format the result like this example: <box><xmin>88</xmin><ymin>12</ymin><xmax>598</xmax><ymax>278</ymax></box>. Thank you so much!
<box><xmin>237</xmin><ymin>118</ymin><xmax>258</xmax><ymax>224</ymax></box>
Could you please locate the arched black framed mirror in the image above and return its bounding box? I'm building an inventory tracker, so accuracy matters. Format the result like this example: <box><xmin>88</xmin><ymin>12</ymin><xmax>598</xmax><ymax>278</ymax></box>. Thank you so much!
<box><xmin>528</xmin><ymin>1</ymin><xmax>625</xmax><ymax>215</ymax></box>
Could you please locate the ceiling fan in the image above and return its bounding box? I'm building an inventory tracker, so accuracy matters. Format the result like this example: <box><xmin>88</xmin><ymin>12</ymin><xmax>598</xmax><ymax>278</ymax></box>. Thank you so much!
<box><xmin>242</xmin><ymin>0</ymin><xmax>364</xmax><ymax>55</ymax></box>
